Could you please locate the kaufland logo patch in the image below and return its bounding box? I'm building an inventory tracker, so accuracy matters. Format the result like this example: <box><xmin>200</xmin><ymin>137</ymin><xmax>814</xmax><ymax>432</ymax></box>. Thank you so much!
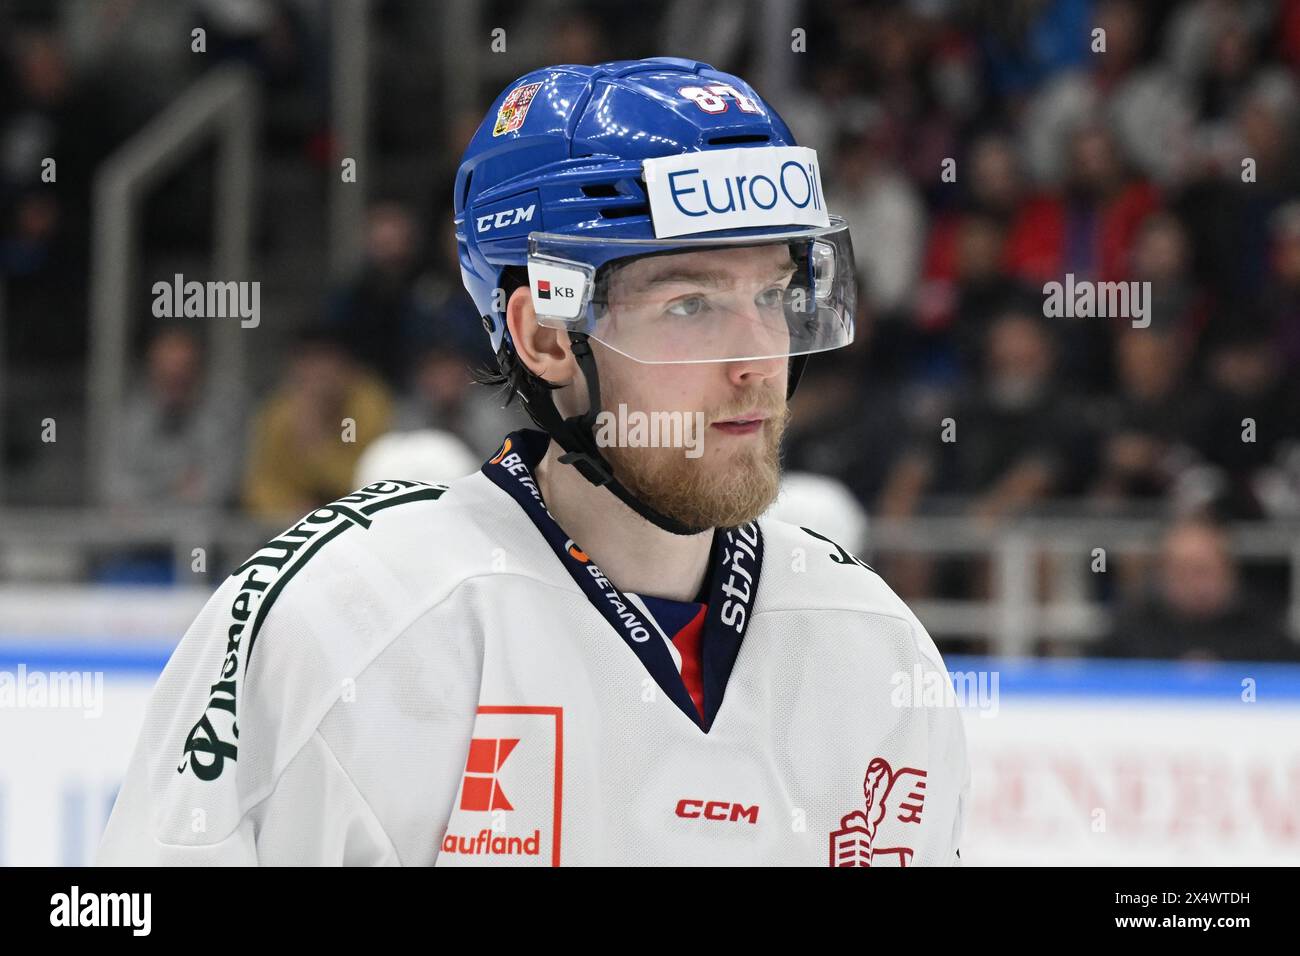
<box><xmin>642</xmin><ymin>145</ymin><xmax>829</xmax><ymax>238</ymax></box>
<box><xmin>438</xmin><ymin>706</ymin><xmax>564</xmax><ymax>866</ymax></box>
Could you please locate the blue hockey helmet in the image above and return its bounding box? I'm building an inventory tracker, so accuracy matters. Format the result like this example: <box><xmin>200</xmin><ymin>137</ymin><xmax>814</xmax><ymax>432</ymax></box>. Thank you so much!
<box><xmin>454</xmin><ymin>57</ymin><xmax>857</xmax><ymax>533</ymax></box>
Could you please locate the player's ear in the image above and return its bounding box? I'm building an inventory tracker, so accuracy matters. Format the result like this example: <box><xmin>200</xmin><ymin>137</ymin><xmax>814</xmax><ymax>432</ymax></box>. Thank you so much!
<box><xmin>506</xmin><ymin>285</ymin><xmax>577</xmax><ymax>385</ymax></box>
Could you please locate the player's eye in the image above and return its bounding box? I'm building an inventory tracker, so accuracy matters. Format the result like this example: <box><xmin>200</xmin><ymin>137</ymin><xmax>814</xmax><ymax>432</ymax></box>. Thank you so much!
<box><xmin>665</xmin><ymin>295</ymin><xmax>711</xmax><ymax>318</ymax></box>
<box><xmin>756</xmin><ymin>286</ymin><xmax>787</xmax><ymax>309</ymax></box>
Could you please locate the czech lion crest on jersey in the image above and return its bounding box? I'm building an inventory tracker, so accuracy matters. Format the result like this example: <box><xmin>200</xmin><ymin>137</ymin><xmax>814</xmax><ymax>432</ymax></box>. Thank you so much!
<box><xmin>829</xmin><ymin>757</ymin><xmax>928</xmax><ymax>867</ymax></box>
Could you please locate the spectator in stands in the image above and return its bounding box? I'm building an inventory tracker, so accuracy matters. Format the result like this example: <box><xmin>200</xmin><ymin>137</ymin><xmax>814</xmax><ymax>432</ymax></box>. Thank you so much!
<box><xmin>1005</xmin><ymin>122</ymin><xmax>1160</xmax><ymax>388</ymax></box>
<box><xmin>1</xmin><ymin>26</ymin><xmax>112</xmax><ymax>364</ymax></box>
<box><xmin>1009</xmin><ymin>119</ymin><xmax>1158</xmax><ymax>285</ymax></box>
<box><xmin>104</xmin><ymin>326</ymin><xmax>243</xmax><ymax>509</ymax></box>
<box><xmin>1017</xmin><ymin>0</ymin><xmax>1193</xmax><ymax>188</ymax></box>
<box><xmin>327</xmin><ymin>200</ymin><xmax>435</xmax><ymax>389</ymax></box>
<box><xmin>1088</xmin><ymin>326</ymin><xmax>1193</xmax><ymax>507</ymax></box>
<box><xmin>1180</xmin><ymin>319</ymin><xmax>1300</xmax><ymax>519</ymax></box>
<box><xmin>193</xmin><ymin>0</ymin><xmax>315</xmax><ymax>88</ymax></box>
<box><xmin>545</xmin><ymin>6</ymin><xmax>606</xmax><ymax>65</ymax></box>
<box><xmin>395</xmin><ymin>336</ymin><xmax>526</xmax><ymax>461</ymax></box>
<box><xmin>919</xmin><ymin>212</ymin><xmax>1027</xmax><ymax>381</ymax></box>
<box><xmin>976</xmin><ymin>0</ymin><xmax>1092</xmax><ymax>102</ymax></box>
<box><xmin>783</xmin><ymin>298</ymin><xmax>908</xmax><ymax>511</ymax></box>
<box><xmin>1262</xmin><ymin>200</ymin><xmax>1300</xmax><ymax>374</ymax></box>
<box><xmin>780</xmin><ymin>53</ymin><xmax>873</xmax><ymax>164</ymax></box>
<box><xmin>852</xmin><ymin>2</ymin><xmax>968</xmax><ymax>195</ymax></box>
<box><xmin>242</xmin><ymin>325</ymin><xmax>392</xmax><ymax>518</ymax></box>
<box><xmin>423</xmin><ymin>197</ymin><xmax>495</xmax><ymax>372</ymax></box>
<box><xmin>881</xmin><ymin>309</ymin><xmax>1089</xmax><ymax>524</ymax></box>
<box><xmin>1128</xmin><ymin>211</ymin><xmax>1210</xmax><ymax>339</ymax></box>
<box><xmin>825</xmin><ymin>121</ymin><xmax>925</xmax><ymax>318</ymax></box>
<box><xmin>878</xmin><ymin>310</ymin><xmax>1091</xmax><ymax>601</ymax></box>
<box><xmin>1093</xmin><ymin>518</ymin><xmax>1300</xmax><ymax>661</ymax></box>
<box><xmin>916</xmin><ymin>134</ymin><xmax>1035</xmax><ymax>377</ymax></box>
<box><xmin>1176</xmin><ymin>68</ymin><xmax>1300</xmax><ymax>302</ymax></box>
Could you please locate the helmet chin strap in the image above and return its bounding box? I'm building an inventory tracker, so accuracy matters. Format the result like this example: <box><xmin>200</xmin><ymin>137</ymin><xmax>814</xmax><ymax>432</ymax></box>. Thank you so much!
<box><xmin>516</xmin><ymin>332</ymin><xmax>809</xmax><ymax>537</ymax></box>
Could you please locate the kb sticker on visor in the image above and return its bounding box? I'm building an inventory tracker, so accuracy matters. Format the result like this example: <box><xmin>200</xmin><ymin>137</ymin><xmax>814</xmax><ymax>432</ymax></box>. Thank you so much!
<box><xmin>528</xmin><ymin>258</ymin><xmax>590</xmax><ymax>321</ymax></box>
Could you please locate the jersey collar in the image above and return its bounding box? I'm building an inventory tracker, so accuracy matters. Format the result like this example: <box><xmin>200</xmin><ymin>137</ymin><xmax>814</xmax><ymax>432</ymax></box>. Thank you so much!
<box><xmin>482</xmin><ymin>429</ymin><xmax>763</xmax><ymax>732</ymax></box>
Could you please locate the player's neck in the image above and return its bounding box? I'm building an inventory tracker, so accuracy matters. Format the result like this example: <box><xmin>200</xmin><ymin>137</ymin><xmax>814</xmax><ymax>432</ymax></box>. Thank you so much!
<box><xmin>534</xmin><ymin>443</ymin><xmax>713</xmax><ymax>602</ymax></box>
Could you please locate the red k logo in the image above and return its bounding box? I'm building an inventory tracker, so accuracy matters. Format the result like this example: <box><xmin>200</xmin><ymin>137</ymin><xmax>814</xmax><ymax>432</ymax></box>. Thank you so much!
<box><xmin>460</xmin><ymin>738</ymin><xmax>519</xmax><ymax>812</ymax></box>
<box><xmin>441</xmin><ymin>709</ymin><xmax>563</xmax><ymax>866</ymax></box>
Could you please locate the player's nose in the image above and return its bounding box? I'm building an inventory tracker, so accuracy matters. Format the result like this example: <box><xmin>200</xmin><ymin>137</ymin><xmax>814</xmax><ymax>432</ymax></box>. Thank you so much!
<box><xmin>723</xmin><ymin>351</ymin><xmax>787</xmax><ymax>390</ymax></box>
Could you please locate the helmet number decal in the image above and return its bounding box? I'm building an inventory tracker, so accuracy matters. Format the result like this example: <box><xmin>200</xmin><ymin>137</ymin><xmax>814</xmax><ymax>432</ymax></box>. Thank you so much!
<box><xmin>678</xmin><ymin>83</ymin><xmax>762</xmax><ymax>115</ymax></box>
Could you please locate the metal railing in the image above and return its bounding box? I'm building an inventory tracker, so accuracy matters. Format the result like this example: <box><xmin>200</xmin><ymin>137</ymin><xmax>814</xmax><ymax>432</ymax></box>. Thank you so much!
<box><xmin>866</xmin><ymin>515</ymin><xmax>1300</xmax><ymax>656</ymax></box>
<box><xmin>329</xmin><ymin>0</ymin><xmax>371</xmax><ymax>280</ymax></box>
<box><xmin>87</xmin><ymin>65</ymin><xmax>259</xmax><ymax>506</ymax></box>
<box><xmin>1</xmin><ymin>508</ymin><xmax>1296</xmax><ymax>657</ymax></box>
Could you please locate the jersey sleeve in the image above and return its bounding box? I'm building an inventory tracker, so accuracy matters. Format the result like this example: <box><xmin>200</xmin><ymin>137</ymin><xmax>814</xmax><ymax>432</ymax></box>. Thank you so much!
<box><xmin>940</xmin><ymin>700</ymin><xmax>972</xmax><ymax>866</ymax></box>
<box><xmin>98</xmin><ymin>729</ymin><xmax>398</xmax><ymax>865</ymax></box>
<box><xmin>898</xmin><ymin>597</ymin><xmax>973</xmax><ymax>868</ymax></box>
<box><xmin>96</xmin><ymin>565</ymin><xmax>399</xmax><ymax>866</ymax></box>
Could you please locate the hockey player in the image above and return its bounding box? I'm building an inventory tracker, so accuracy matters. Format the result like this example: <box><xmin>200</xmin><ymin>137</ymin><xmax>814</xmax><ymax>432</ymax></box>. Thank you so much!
<box><xmin>98</xmin><ymin>57</ymin><xmax>970</xmax><ymax>866</ymax></box>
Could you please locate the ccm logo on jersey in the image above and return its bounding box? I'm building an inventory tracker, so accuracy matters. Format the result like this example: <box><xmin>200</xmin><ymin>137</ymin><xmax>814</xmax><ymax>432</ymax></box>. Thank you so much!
<box><xmin>476</xmin><ymin>204</ymin><xmax>535</xmax><ymax>234</ymax></box>
<box><xmin>675</xmin><ymin>799</ymin><xmax>759</xmax><ymax>824</ymax></box>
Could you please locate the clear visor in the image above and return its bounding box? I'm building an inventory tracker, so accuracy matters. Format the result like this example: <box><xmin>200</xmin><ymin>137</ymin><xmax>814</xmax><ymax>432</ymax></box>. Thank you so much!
<box><xmin>526</xmin><ymin>216</ymin><xmax>855</xmax><ymax>364</ymax></box>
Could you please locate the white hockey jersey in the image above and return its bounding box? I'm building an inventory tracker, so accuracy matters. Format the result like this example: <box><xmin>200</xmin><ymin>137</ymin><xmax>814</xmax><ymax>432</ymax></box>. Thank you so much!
<box><xmin>98</xmin><ymin>429</ymin><xmax>970</xmax><ymax>866</ymax></box>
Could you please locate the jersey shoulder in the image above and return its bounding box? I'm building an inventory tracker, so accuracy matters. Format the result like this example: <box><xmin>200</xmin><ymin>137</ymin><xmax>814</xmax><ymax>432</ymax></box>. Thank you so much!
<box><xmin>757</xmin><ymin>515</ymin><xmax>893</xmax><ymax>612</ymax></box>
<box><xmin>167</xmin><ymin>473</ymin><xmax>510</xmax><ymax>786</ymax></box>
<box><xmin>231</xmin><ymin>471</ymin><xmax>518</xmax><ymax>662</ymax></box>
<box><xmin>756</xmin><ymin>515</ymin><xmax>948</xmax><ymax>671</ymax></box>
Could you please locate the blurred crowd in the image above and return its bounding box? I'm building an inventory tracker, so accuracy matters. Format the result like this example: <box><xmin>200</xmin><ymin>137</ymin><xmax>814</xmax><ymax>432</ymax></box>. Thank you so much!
<box><xmin>789</xmin><ymin>0</ymin><xmax>1300</xmax><ymax>529</ymax></box>
<box><xmin>3</xmin><ymin>0</ymin><xmax>1300</xmax><ymax>660</ymax></box>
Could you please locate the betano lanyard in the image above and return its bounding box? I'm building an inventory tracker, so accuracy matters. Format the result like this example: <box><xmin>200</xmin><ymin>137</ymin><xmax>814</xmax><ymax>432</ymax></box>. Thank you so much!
<box><xmin>482</xmin><ymin>429</ymin><xmax>763</xmax><ymax>731</ymax></box>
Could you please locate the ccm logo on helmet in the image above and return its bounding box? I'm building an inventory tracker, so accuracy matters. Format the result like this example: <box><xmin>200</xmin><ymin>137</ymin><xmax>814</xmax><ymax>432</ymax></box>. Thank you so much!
<box><xmin>675</xmin><ymin>799</ymin><xmax>760</xmax><ymax>824</ymax></box>
<box><xmin>476</xmin><ymin>204</ymin><xmax>536</xmax><ymax>234</ymax></box>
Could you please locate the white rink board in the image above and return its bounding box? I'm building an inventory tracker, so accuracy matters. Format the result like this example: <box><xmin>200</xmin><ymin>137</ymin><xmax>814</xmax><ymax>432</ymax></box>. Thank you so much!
<box><xmin>961</xmin><ymin>698</ymin><xmax>1300</xmax><ymax>866</ymax></box>
<box><xmin>0</xmin><ymin>671</ymin><xmax>157</xmax><ymax>866</ymax></box>
<box><xmin>2</xmin><ymin>629</ymin><xmax>1299</xmax><ymax>865</ymax></box>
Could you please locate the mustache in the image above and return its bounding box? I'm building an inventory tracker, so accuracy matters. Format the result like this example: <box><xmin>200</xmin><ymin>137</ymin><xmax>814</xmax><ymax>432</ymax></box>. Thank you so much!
<box><xmin>708</xmin><ymin>391</ymin><xmax>787</xmax><ymax>424</ymax></box>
